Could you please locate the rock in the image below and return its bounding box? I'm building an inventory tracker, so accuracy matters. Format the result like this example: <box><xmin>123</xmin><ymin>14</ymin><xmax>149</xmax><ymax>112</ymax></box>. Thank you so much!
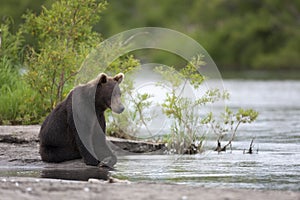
<box><xmin>0</xmin><ymin>125</ymin><xmax>40</xmax><ymax>143</ymax></box>
<box><xmin>0</xmin><ymin>126</ymin><xmax>165</xmax><ymax>153</ymax></box>
<box><xmin>107</xmin><ymin>136</ymin><xmax>165</xmax><ymax>153</ymax></box>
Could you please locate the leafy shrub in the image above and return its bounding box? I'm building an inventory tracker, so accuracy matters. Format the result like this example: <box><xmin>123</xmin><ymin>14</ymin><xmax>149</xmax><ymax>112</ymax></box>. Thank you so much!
<box><xmin>22</xmin><ymin>0</ymin><xmax>107</xmax><ymax>111</ymax></box>
<box><xmin>0</xmin><ymin>18</ymin><xmax>24</xmax><ymax>67</ymax></box>
<box><xmin>205</xmin><ymin>107</ymin><xmax>259</xmax><ymax>152</ymax></box>
<box><xmin>153</xmin><ymin>56</ymin><xmax>226</xmax><ymax>154</ymax></box>
<box><xmin>103</xmin><ymin>53</ymin><xmax>258</xmax><ymax>154</ymax></box>
<box><xmin>0</xmin><ymin>57</ymin><xmax>44</xmax><ymax>124</ymax></box>
<box><xmin>0</xmin><ymin>19</ymin><xmax>43</xmax><ymax>124</ymax></box>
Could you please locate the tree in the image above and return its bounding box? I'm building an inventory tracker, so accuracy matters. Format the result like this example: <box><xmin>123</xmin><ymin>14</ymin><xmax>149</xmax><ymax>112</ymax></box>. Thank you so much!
<box><xmin>0</xmin><ymin>0</ymin><xmax>44</xmax><ymax>32</ymax></box>
<box><xmin>22</xmin><ymin>0</ymin><xmax>107</xmax><ymax>110</ymax></box>
<box><xmin>0</xmin><ymin>18</ymin><xmax>24</xmax><ymax>68</ymax></box>
<box><xmin>98</xmin><ymin>0</ymin><xmax>300</xmax><ymax>71</ymax></box>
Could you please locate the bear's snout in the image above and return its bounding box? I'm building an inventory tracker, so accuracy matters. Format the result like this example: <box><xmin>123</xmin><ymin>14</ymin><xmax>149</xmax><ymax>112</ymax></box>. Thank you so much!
<box><xmin>112</xmin><ymin>104</ymin><xmax>125</xmax><ymax>114</ymax></box>
<box><xmin>110</xmin><ymin>92</ymin><xmax>125</xmax><ymax>114</ymax></box>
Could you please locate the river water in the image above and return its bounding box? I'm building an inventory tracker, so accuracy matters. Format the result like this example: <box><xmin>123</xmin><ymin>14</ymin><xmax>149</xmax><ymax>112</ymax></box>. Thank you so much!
<box><xmin>113</xmin><ymin>80</ymin><xmax>300</xmax><ymax>191</ymax></box>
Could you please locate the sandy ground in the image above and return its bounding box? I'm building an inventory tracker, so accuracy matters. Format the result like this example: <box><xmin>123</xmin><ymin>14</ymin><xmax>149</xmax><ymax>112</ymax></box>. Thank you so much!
<box><xmin>0</xmin><ymin>126</ymin><xmax>299</xmax><ymax>200</ymax></box>
<box><xmin>0</xmin><ymin>177</ymin><xmax>299</xmax><ymax>200</ymax></box>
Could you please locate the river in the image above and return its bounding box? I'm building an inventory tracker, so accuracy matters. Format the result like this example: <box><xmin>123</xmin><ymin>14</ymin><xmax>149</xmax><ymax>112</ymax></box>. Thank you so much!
<box><xmin>113</xmin><ymin>80</ymin><xmax>300</xmax><ymax>191</ymax></box>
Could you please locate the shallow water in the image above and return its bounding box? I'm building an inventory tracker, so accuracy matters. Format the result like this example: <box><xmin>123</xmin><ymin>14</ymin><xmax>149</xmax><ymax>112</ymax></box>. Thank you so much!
<box><xmin>113</xmin><ymin>80</ymin><xmax>300</xmax><ymax>191</ymax></box>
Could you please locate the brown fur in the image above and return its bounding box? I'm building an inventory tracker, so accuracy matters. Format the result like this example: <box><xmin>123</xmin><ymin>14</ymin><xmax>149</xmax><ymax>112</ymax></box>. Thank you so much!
<box><xmin>39</xmin><ymin>73</ymin><xmax>124</xmax><ymax>166</ymax></box>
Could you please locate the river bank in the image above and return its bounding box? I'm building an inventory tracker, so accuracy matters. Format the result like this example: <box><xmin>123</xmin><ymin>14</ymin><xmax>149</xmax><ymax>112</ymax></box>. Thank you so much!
<box><xmin>0</xmin><ymin>176</ymin><xmax>299</xmax><ymax>200</ymax></box>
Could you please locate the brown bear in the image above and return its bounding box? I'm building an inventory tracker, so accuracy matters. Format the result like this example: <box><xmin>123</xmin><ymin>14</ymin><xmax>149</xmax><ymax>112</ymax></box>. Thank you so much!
<box><xmin>39</xmin><ymin>73</ymin><xmax>125</xmax><ymax>167</ymax></box>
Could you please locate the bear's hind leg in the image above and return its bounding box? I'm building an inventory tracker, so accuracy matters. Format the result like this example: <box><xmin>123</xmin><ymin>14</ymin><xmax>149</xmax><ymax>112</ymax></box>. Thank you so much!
<box><xmin>40</xmin><ymin>145</ymin><xmax>81</xmax><ymax>163</ymax></box>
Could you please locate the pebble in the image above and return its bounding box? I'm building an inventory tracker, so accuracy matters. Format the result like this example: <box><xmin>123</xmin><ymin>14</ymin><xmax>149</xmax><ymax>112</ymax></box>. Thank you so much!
<box><xmin>88</xmin><ymin>178</ymin><xmax>103</xmax><ymax>184</ymax></box>
<box><xmin>84</xmin><ymin>187</ymin><xmax>90</xmax><ymax>192</ymax></box>
<box><xmin>108</xmin><ymin>177</ymin><xmax>131</xmax><ymax>184</ymax></box>
<box><xmin>88</xmin><ymin>178</ymin><xmax>131</xmax><ymax>184</ymax></box>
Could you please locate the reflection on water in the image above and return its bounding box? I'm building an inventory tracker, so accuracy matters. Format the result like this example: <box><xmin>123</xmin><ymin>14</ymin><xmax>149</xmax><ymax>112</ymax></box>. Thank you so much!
<box><xmin>41</xmin><ymin>167</ymin><xmax>110</xmax><ymax>181</ymax></box>
<box><xmin>0</xmin><ymin>167</ymin><xmax>110</xmax><ymax>181</ymax></box>
<box><xmin>112</xmin><ymin>80</ymin><xmax>300</xmax><ymax>191</ymax></box>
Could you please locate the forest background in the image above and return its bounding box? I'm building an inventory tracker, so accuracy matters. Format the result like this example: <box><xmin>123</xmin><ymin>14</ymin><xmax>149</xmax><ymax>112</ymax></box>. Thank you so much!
<box><xmin>0</xmin><ymin>0</ymin><xmax>299</xmax><ymax>124</ymax></box>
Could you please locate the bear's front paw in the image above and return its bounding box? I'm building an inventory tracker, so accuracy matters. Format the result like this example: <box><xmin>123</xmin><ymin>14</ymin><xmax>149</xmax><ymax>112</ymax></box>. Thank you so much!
<box><xmin>98</xmin><ymin>162</ymin><xmax>115</xmax><ymax>171</ymax></box>
<box><xmin>84</xmin><ymin>159</ymin><xmax>100</xmax><ymax>166</ymax></box>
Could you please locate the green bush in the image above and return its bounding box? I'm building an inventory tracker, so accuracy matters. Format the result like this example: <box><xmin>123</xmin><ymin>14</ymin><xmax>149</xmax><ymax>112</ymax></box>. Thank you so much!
<box><xmin>0</xmin><ymin>18</ymin><xmax>24</xmax><ymax>67</ymax></box>
<box><xmin>106</xmin><ymin>55</ymin><xmax>258</xmax><ymax>154</ymax></box>
<box><xmin>22</xmin><ymin>0</ymin><xmax>107</xmax><ymax>111</ymax></box>
<box><xmin>0</xmin><ymin>57</ymin><xmax>44</xmax><ymax>124</ymax></box>
<box><xmin>154</xmin><ymin>57</ymin><xmax>223</xmax><ymax>154</ymax></box>
<box><xmin>206</xmin><ymin>107</ymin><xmax>259</xmax><ymax>152</ymax></box>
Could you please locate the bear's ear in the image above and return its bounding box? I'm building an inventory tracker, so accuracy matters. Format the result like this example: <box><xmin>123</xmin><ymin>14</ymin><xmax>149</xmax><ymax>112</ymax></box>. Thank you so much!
<box><xmin>98</xmin><ymin>73</ymin><xmax>108</xmax><ymax>84</ymax></box>
<box><xmin>113</xmin><ymin>73</ymin><xmax>124</xmax><ymax>84</ymax></box>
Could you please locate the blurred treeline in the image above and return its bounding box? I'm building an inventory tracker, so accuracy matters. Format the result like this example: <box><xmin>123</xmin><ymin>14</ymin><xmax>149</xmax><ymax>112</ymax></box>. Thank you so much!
<box><xmin>1</xmin><ymin>0</ymin><xmax>299</xmax><ymax>71</ymax></box>
<box><xmin>0</xmin><ymin>0</ymin><xmax>299</xmax><ymax>125</ymax></box>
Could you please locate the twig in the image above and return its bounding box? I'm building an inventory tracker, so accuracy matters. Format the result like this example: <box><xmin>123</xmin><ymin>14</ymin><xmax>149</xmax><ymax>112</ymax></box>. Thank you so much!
<box><xmin>247</xmin><ymin>138</ymin><xmax>255</xmax><ymax>154</ymax></box>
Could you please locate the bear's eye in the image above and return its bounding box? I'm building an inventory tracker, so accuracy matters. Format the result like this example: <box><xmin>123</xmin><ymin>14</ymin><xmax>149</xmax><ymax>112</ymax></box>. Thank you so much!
<box><xmin>112</xmin><ymin>93</ymin><xmax>120</xmax><ymax>98</ymax></box>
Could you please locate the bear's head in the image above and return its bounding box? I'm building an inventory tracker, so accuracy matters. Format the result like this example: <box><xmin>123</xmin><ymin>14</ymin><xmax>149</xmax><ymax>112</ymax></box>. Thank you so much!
<box><xmin>95</xmin><ymin>73</ymin><xmax>125</xmax><ymax>114</ymax></box>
